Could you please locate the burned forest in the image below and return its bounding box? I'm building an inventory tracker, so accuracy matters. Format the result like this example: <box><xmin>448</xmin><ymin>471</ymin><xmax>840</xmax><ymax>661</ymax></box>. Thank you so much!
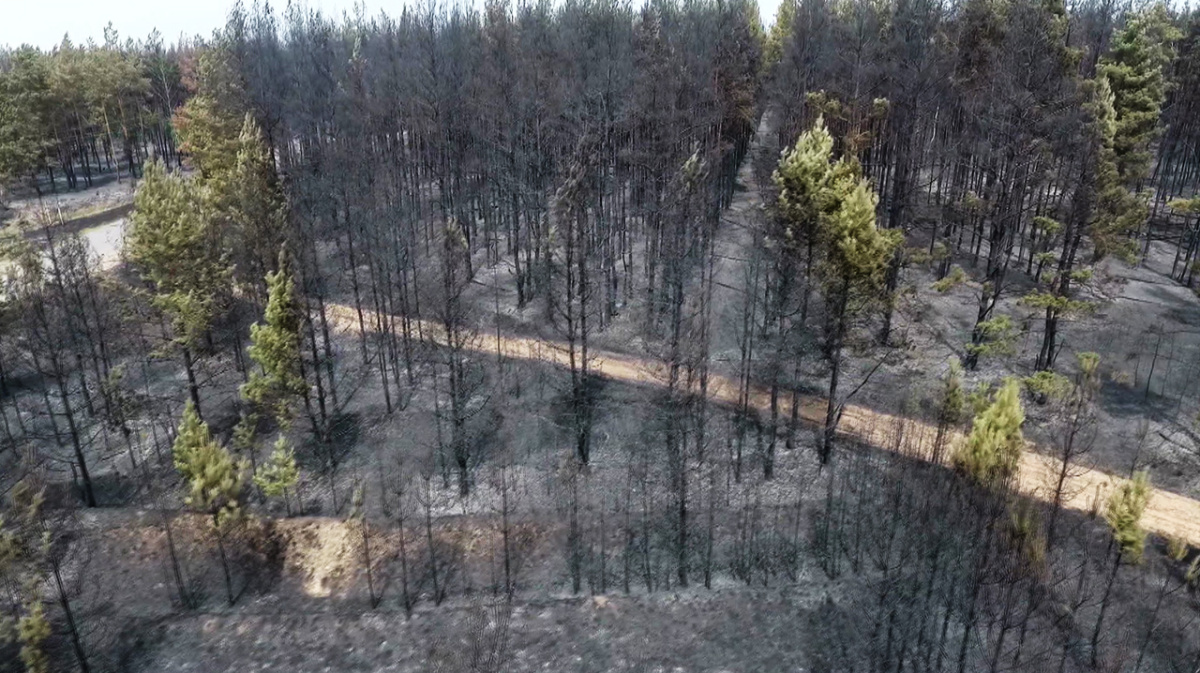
<box><xmin>4</xmin><ymin>0</ymin><xmax>1200</xmax><ymax>671</ymax></box>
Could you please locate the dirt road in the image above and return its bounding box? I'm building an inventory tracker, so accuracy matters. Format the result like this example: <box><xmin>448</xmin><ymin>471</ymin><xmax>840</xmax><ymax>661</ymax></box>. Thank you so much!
<box><xmin>324</xmin><ymin>301</ymin><xmax>1200</xmax><ymax>547</ymax></box>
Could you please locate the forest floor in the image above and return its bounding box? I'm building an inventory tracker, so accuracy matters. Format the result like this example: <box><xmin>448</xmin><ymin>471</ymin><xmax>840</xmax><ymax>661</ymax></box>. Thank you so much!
<box><xmin>61</xmin><ymin>480</ymin><xmax>837</xmax><ymax>673</ymax></box>
<box><xmin>129</xmin><ymin>587</ymin><xmax>825</xmax><ymax>673</ymax></box>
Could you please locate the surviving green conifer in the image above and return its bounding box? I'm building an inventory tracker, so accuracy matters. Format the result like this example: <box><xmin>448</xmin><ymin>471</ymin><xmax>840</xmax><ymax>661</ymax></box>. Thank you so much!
<box><xmin>192</xmin><ymin>436</ymin><xmax>246</xmax><ymax>606</ymax></box>
<box><xmin>230</xmin><ymin>114</ymin><xmax>289</xmax><ymax>298</ymax></box>
<box><xmin>775</xmin><ymin>116</ymin><xmax>901</xmax><ymax>463</ymax></box>
<box><xmin>1087</xmin><ymin>76</ymin><xmax>1149</xmax><ymax>262</ymax></box>
<box><xmin>16</xmin><ymin>599</ymin><xmax>50</xmax><ymax>673</ymax></box>
<box><xmin>173</xmin><ymin>47</ymin><xmax>244</xmax><ymax>181</ymax></box>
<box><xmin>183</xmin><ymin>438</ymin><xmax>245</xmax><ymax>526</ymax></box>
<box><xmin>172</xmin><ymin>401</ymin><xmax>214</xmax><ymax>482</ymax></box>
<box><xmin>254</xmin><ymin>435</ymin><xmax>299</xmax><ymax>515</ymax></box>
<box><xmin>171</xmin><ymin>402</ymin><xmax>247</xmax><ymax>604</ymax></box>
<box><xmin>0</xmin><ymin>49</ymin><xmax>54</xmax><ymax>191</ymax></box>
<box><xmin>1098</xmin><ymin>3</ymin><xmax>1181</xmax><ymax>187</ymax></box>
<box><xmin>819</xmin><ymin>175</ymin><xmax>901</xmax><ymax>289</ymax></box>
<box><xmin>1105</xmin><ymin>470</ymin><xmax>1151</xmax><ymax>563</ymax></box>
<box><xmin>242</xmin><ymin>249</ymin><xmax>305</xmax><ymax>424</ymax></box>
<box><xmin>818</xmin><ymin>150</ymin><xmax>900</xmax><ymax>462</ymax></box>
<box><xmin>172</xmin><ymin>401</ymin><xmax>247</xmax><ymax>527</ymax></box>
<box><xmin>129</xmin><ymin>160</ymin><xmax>231</xmax><ymax>414</ymax></box>
<box><xmin>129</xmin><ymin>161</ymin><xmax>229</xmax><ymax>313</ymax></box>
<box><xmin>763</xmin><ymin>0</ymin><xmax>797</xmax><ymax>73</ymax></box>
<box><xmin>231</xmin><ymin>412</ymin><xmax>258</xmax><ymax>459</ymax></box>
<box><xmin>0</xmin><ymin>479</ymin><xmax>49</xmax><ymax>673</ymax></box>
<box><xmin>773</xmin><ymin>115</ymin><xmax>835</xmax><ymax>256</ymax></box>
<box><xmin>954</xmin><ymin>378</ymin><xmax>1026</xmax><ymax>487</ymax></box>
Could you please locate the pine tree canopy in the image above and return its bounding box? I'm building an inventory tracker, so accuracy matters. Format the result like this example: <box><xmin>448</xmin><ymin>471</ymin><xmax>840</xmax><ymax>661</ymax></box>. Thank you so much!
<box><xmin>820</xmin><ymin>175</ymin><xmax>901</xmax><ymax>287</ymax></box>
<box><xmin>17</xmin><ymin>599</ymin><xmax>50</xmax><ymax>673</ymax></box>
<box><xmin>254</xmin><ymin>435</ymin><xmax>299</xmax><ymax>500</ymax></box>
<box><xmin>773</xmin><ymin>114</ymin><xmax>834</xmax><ymax>255</ymax></box>
<box><xmin>230</xmin><ymin>113</ymin><xmax>288</xmax><ymax>290</ymax></box>
<box><xmin>173</xmin><ymin>400</ymin><xmax>215</xmax><ymax>482</ymax></box>
<box><xmin>173</xmin><ymin>48</ymin><xmax>244</xmax><ymax>181</ymax></box>
<box><xmin>129</xmin><ymin>160</ymin><xmax>231</xmax><ymax>343</ymax></box>
<box><xmin>1088</xmin><ymin>75</ymin><xmax>1150</xmax><ymax>261</ymax></box>
<box><xmin>1099</xmin><ymin>3</ymin><xmax>1181</xmax><ymax>187</ymax></box>
<box><xmin>128</xmin><ymin>161</ymin><xmax>224</xmax><ymax>293</ymax></box>
<box><xmin>172</xmin><ymin>401</ymin><xmax>247</xmax><ymax>524</ymax></box>
<box><xmin>763</xmin><ymin>0</ymin><xmax>797</xmax><ymax>71</ymax></box>
<box><xmin>1105</xmin><ymin>469</ymin><xmax>1151</xmax><ymax>563</ymax></box>
<box><xmin>242</xmin><ymin>250</ymin><xmax>306</xmax><ymax>422</ymax></box>
<box><xmin>954</xmin><ymin>378</ymin><xmax>1025</xmax><ymax>486</ymax></box>
<box><xmin>0</xmin><ymin>50</ymin><xmax>54</xmax><ymax>188</ymax></box>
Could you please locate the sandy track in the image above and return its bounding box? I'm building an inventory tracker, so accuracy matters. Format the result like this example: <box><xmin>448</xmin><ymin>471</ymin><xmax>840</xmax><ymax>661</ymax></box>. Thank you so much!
<box><xmin>325</xmin><ymin>302</ymin><xmax>1200</xmax><ymax>547</ymax></box>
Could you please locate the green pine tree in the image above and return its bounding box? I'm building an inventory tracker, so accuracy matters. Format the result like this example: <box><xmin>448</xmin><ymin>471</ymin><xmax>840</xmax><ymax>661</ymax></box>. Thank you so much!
<box><xmin>230</xmin><ymin>114</ymin><xmax>289</xmax><ymax>299</ymax></box>
<box><xmin>954</xmin><ymin>378</ymin><xmax>1026</xmax><ymax>487</ymax></box>
<box><xmin>172</xmin><ymin>408</ymin><xmax>246</xmax><ymax>522</ymax></box>
<box><xmin>818</xmin><ymin>174</ymin><xmax>901</xmax><ymax>287</ymax></box>
<box><xmin>815</xmin><ymin>160</ymin><xmax>902</xmax><ymax>463</ymax></box>
<box><xmin>242</xmin><ymin>249</ymin><xmax>306</xmax><ymax>425</ymax></box>
<box><xmin>176</xmin><ymin>49</ymin><xmax>285</xmax><ymax>301</ymax></box>
<box><xmin>172</xmin><ymin>400</ymin><xmax>214</xmax><ymax>482</ymax></box>
<box><xmin>0</xmin><ymin>479</ymin><xmax>45</xmax><ymax>648</ymax></box>
<box><xmin>254</xmin><ymin>435</ymin><xmax>299</xmax><ymax>516</ymax></box>
<box><xmin>1091</xmin><ymin>469</ymin><xmax>1152</xmax><ymax>665</ymax></box>
<box><xmin>773</xmin><ymin>115</ymin><xmax>835</xmax><ymax>258</ymax></box>
<box><xmin>1105</xmin><ymin>469</ymin><xmax>1151</xmax><ymax>563</ymax></box>
<box><xmin>763</xmin><ymin>0</ymin><xmax>797</xmax><ymax>73</ymax></box>
<box><xmin>229</xmin><ymin>411</ymin><xmax>261</xmax><ymax>489</ymax></box>
<box><xmin>173</xmin><ymin>47</ymin><xmax>244</xmax><ymax>181</ymax></box>
<box><xmin>128</xmin><ymin>160</ymin><xmax>231</xmax><ymax>415</ymax></box>
<box><xmin>1098</xmin><ymin>3</ymin><xmax>1181</xmax><ymax>188</ymax></box>
<box><xmin>1168</xmin><ymin>195</ymin><xmax>1200</xmax><ymax>216</ymax></box>
<box><xmin>0</xmin><ymin>480</ymin><xmax>80</xmax><ymax>673</ymax></box>
<box><xmin>965</xmin><ymin>314</ymin><xmax>1019</xmax><ymax>361</ymax></box>
<box><xmin>129</xmin><ymin>161</ymin><xmax>227</xmax><ymax>302</ymax></box>
<box><xmin>0</xmin><ymin>49</ymin><xmax>54</xmax><ymax>192</ymax></box>
<box><xmin>1087</xmin><ymin>75</ymin><xmax>1150</xmax><ymax>262</ymax></box>
<box><xmin>16</xmin><ymin>599</ymin><xmax>50</xmax><ymax>673</ymax></box>
<box><xmin>184</xmin><ymin>440</ymin><xmax>246</xmax><ymax>527</ymax></box>
<box><xmin>774</xmin><ymin>116</ymin><xmax>900</xmax><ymax>463</ymax></box>
<box><xmin>171</xmin><ymin>403</ymin><xmax>247</xmax><ymax>606</ymax></box>
<box><xmin>231</xmin><ymin>412</ymin><xmax>258</xmax><ymax>458</ymax></box>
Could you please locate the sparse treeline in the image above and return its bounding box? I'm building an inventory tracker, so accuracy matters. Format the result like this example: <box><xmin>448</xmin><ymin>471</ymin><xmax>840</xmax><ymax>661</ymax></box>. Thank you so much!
<box><xmin>2</xmin><ymin>0</ymin><xmax>1200</xmax><ymax>671</ymax></box>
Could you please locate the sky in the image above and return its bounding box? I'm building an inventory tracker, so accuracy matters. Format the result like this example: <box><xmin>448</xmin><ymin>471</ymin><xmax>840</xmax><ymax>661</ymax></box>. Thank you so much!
<box><xmin>2</xmin><ymin>0</ymin><xmax>783</xmax><ymax>51</ymax></box>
